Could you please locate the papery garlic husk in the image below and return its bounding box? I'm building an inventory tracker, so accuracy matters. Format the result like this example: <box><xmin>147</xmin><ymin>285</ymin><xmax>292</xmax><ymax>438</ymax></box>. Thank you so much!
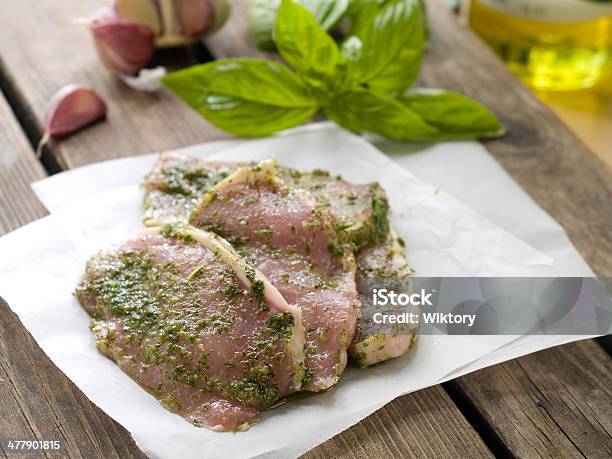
<box><xmin>119</xmin><ymin>66</ymin><xmax>167</xmax><ymax>92</ymax></box>
<box><xmin>113</xmin><ymin>0</ymin><xmax>162</xmax><ymax>34</ymax></box>
<box><xmin>114</xmin><ymin>0</ymin><xmax>231</xmax><ymax>48</ymax></box>
<box><xmin>91</xmin><ymin>12</ymin><xmax>156</xmax><ymax>75</ymax></box>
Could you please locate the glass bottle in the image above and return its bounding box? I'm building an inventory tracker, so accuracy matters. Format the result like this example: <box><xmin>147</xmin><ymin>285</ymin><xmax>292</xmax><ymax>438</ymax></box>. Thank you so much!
<box><xmin>466</xmin><ymin>0</ymin><xmax>612</xmax><ymax>91</ymax></box>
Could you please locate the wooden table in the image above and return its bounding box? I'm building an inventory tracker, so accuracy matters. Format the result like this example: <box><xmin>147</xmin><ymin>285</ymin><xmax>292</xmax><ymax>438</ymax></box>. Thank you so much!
<box><xmin>0</xmin><ymin>1</ymin><xmax>611</xmax><ymax>457</ymax></box>
<box><xmin>536</xmin><ymin>90</ymin><xmax>612</xmax><ymax>169</ymax></box>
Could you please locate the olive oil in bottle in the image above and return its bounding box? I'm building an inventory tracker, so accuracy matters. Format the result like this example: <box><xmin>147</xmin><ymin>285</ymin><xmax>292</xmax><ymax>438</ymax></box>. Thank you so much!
<box><xmin>467</xmin><ymin>0</ymin><xmax>612</xmax><ymax>90</ymax></box>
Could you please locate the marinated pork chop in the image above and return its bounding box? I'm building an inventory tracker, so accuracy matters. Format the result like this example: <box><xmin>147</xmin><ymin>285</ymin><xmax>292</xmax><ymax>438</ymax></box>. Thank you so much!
<box><xmin>143</xmin><ymin>153</ymin><xmax>240</xmax><ymax>226</ymax></box>
<box><xmin>190</xmin><ymin>160</ymin><xmax>360</xmax><ymax>391</ymax></box>
<box><xmin>350</xmin><ymin>231</ymin><xmax>418</xmax><ymax>368</ymax></box>
<box><xmin>142</xmin><ymin>154</ymin><xmax>416</xmax><ymax>369</ymax></box>
<box><xmin>76</xmin><ymin>225</ymin><xmax>305</xmax><ymax>431</ymax></box>
<box><xmin>143</xmin><ymin>153</ymin><xmax>389</xmax><ymax>249</ymax></box>
<box><xmin>279</xmin><ymin>168</ymin><xmax>389</xmax><ymax>250</ymax></box>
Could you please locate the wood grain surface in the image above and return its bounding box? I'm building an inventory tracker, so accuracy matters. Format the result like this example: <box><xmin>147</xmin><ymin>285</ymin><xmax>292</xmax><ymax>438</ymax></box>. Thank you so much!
<box><xmin>303</xmin><ymin>385</ymin><xmax>493</xmax><ymax>459</ymax></box>
<box><xmin>459</xmin><ymin>339</ymin><xmax>612</xmax><ymax>458</ymax></box>
<box><xmin>0</xmin><ymin>95</ymin><xmax>47</xmax><ymax>234</ymax></box>
<box><xmin>0</xmin><ymin>0</ymin><xmax>610</xmax><ymax>457</ymax></box>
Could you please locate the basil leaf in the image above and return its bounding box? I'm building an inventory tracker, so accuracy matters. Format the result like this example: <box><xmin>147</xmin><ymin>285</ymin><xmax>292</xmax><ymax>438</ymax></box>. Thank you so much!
<box><xmin>299</xmin><ymin>0</ymin><xmax>350</xmax><ymax>29</ymax></box>
<box><xmin>163</xmin><ymin>59</ymin><xmax>318</xmax><ymax>137</ymax></box>
<box><xmin>275</xmin><ymin>0</ymin><xmax>340</xmax><ymax>84</ymax></box>
<box><xmin>326</xmin><ymin>89</ymin><xmax>439</xmax><ymax>141</ymax></box>
<box><xmin>163</xmin><ymin>59</ymin><xmax>317</xmax><ymax>107</ymax></box>
<box><xmin>346</xmin><ymin>0</ymin><xmax>373</xmax><ymax>15</ymax></box>
<box><xmin>183</xmin><ymin>95</ymin><xmax>318</xmax><ymax>137</ymax></box>
<box><xmin>399</xmin><ymin>89</ymin><xmax>505</xmax><ymax>139</ymax></box>
<box><xmin>249</xmin><ymin>0</ymin><xmax>349</xmax><ymax>51</ymax></box>
<box><xmin>344</xmin><ymin>0</ymin><xmax>426</xmax><ymax>95</ymax></box>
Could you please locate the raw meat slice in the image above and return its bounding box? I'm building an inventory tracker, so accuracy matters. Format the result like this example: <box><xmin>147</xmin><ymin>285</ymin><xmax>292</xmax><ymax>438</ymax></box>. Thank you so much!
<box><xmin>280</xmin><ymin>168</ymin><xmax>416</xmax><ymax>366</ymax></box>
<box><xmin>76</xmin><ymin>224</ymin><xmax>305</xmax><ymax>431</ymax></box>
<box><xmin>279</xmin><ymin>168</ymin><xmax>389</xmax><ymax>250</ymax></box>
<box><xmin>143</xmin><ymin>152</ymin><xmax>240</xmax><ymax>226</ymax></box>
<box><xmin>350</xmin><ymin>230</ymin><xmax>418</xmax><ymax>368</ymax></box>
<box><xmin>141</xmin><ymin>154</ymin><xmax>416</xmax><ymax>368</ymax></box>
<box><xmin>190</xmin><ymin>160</ymin><xmax>360</xmax><ymax>391</ymax></box>
<box><xmin>142</xmin><ymin>153</ymin><xmax>389</xmax><ymax>250</ymax></box>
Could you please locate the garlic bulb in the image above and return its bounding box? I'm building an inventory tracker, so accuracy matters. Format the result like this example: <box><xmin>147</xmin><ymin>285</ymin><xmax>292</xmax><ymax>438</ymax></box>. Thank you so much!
<box><xmin>114</xmin><ymin>0</ymin><xmax>230</xmax><ymax>48</ymax></box>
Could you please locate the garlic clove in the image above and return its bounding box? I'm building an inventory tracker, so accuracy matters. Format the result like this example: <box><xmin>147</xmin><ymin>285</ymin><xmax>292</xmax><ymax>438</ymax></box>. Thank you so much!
<box><xmin>114</xmin><ymin>0</ymin><xmax>162</xmax><ymax>35</ymax></box>
<box><xmin>37</xmin><ymin>84</ymin><xmax>108</xmax><ymax>157</ymax></box>
<box><xmin>158</xmin><ymin>0</ymin><xmax>181</xmax><ymax>38</ymax></box>
<box><xmin>44</xmin><ymin>85</ymin><xmax>108</xmax><ymax>137</ymax></box>
<box><xmin>90</xmin><ymin>11</ymin><xmax>155</xmax><ymax>75</ymax></box>
<box><xmin>178</xmin><ymin>0</ymin><xmax>214</xmax><ymax>37</ymax></box>
<box><xmin>154</xmin><ymin>0</ymin><xmax>230</xmax><ymax>47</ymax></box>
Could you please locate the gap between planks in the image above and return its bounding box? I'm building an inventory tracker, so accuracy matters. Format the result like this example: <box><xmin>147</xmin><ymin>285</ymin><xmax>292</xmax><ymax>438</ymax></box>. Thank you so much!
<box><xmin>0</xmin><ymin>56</ymin><xmax>62</xmax><ymax>175</ymax></box>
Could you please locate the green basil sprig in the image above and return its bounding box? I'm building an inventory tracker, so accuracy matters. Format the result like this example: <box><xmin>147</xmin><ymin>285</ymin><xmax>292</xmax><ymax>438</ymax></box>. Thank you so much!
<box><xmin>163</xmin><ymin>0</ymin><xmax>504</xmax><ymax>142</ymax></box>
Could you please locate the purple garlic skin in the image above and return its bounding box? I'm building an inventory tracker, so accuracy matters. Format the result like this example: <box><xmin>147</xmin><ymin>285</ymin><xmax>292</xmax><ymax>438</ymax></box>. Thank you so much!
<box><xmin>90</xmin><ymin>11</ymin><xmax>155</xmax><ymax>75</ymax></box>
<box><xmin>113</xmin><ymin>0</ymin><xmax>228</xmax><ymax>48</ymax></box>
<box><xmin>178</xmin><ymin>0</ymin><xmax>215</xmax><ymax>37</ymax></box>
<box><xmin>45</xmin><ymin>85</ymin><xmax>107</xmax><ymax>137</ymax></box>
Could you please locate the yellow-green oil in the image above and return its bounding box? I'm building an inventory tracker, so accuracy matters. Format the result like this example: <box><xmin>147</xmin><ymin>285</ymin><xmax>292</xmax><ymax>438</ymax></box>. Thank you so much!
<box><xmin>468</xmin><ymin>0</ymin><xmax>612</xmax><ymax>91</ymax></box>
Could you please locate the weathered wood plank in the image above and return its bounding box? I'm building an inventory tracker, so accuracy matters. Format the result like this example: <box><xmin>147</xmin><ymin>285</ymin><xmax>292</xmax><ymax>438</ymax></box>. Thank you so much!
<box><xmin>304</xmin><ymin>385</ymin><xmax>493</xmax><ymax>459</ymax></box>
<box><xmin>204</xmin><ymin>0</ymin><xmax>612</xmax><ymax>456</ymax></box>
<box><xmin>0</xmin><ymin>301</ymin><xmax>147</xmax><ymax>459</ymax></box>
<box><xmin>0</xmin><ymin>99</ymin><xmax>47</xmax><ymax>235</ymax></box>
<box><xmin>459</xmin><ymin>340</ymin><xmax>612</xmax><ymax>458</ymax></box>
<box><xmin>0</xmin><ymin>93</ymin><xmax>143</xmax><ymax>457</ymax></box>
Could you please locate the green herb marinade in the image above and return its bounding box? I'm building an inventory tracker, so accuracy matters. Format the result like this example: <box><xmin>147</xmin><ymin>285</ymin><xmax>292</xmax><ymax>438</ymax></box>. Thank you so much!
<box><xmin>77</xmin><ymin>229</ymin><xmax>297</xmax><ymax>410</ymax></box>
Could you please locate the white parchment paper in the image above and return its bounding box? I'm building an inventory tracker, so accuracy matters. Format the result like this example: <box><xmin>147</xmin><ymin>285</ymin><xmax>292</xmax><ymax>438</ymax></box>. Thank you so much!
<box><xmin>0</xmin><ymin>125</ymin><xmax>596</xmax><ymax>458</ymax></box>
<box><xmin>33</xmin><ymin>123</ymin><xmax>592</xmax><ymax>277</ymax></box>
